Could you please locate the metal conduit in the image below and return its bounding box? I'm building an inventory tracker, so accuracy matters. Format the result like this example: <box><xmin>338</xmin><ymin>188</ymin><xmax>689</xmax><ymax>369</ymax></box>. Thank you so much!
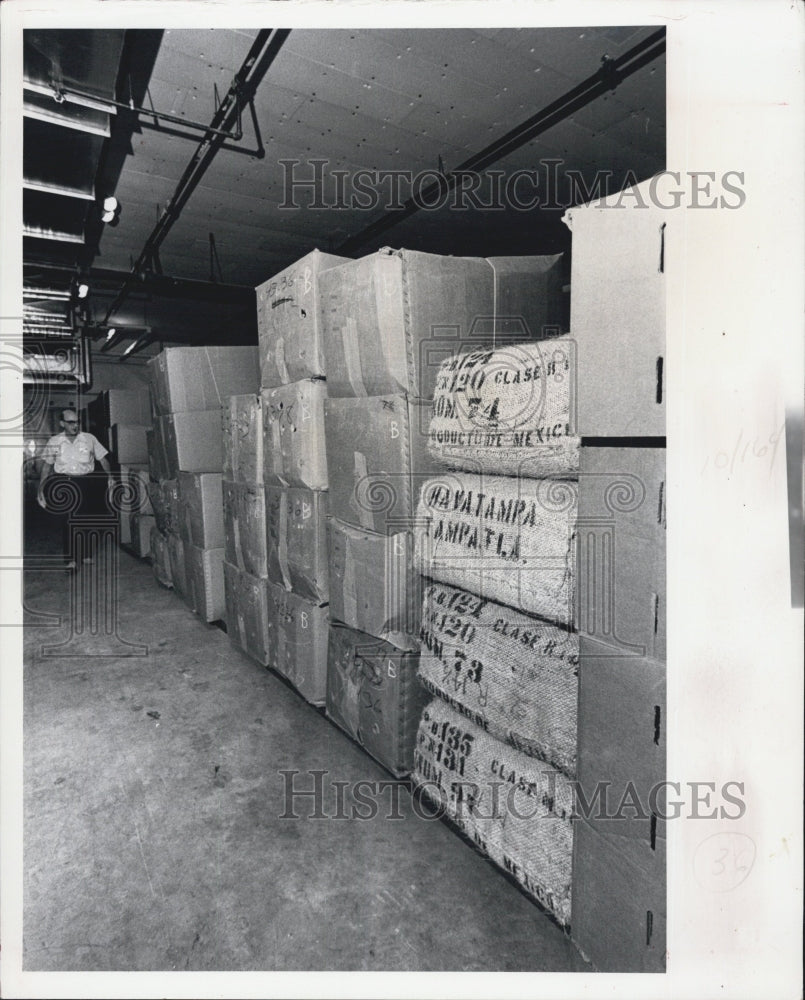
<box><xmin>335</xmin><ymin>28</ymin><xmax>666</xmax><ymax>255</ymax></box>
<box><xmin>103</xmin><ymin>28</ymin><xmax>290</xmax><ymax>327</ymax></box>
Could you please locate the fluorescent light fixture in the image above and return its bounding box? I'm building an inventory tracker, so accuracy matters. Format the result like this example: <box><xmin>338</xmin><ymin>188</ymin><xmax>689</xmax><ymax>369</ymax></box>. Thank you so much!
<box><xmin>122</xmin><ymin>340</ymin><xmax>137</xmax><ymax>356</ymax></box>
<box><xmin>105</xmin><ymin>328</ymin><xmax>116</xmax><ymax>341</ymax></box>
<box><xmin>77</xmin><ymin>283</ymin><xmax>89</xmax><ymax>299</ymax></box>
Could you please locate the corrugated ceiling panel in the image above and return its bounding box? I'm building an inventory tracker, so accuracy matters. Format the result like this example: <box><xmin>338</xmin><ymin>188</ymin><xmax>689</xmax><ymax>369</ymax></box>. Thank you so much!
<box><xmin>268</xmin><ymin>52</ymin><xmax>418</xmax><ymax>125</ymax></box>
<box><xmin>92</xmin><ymin>27</ymin><xmax>664</xmax><ymax>287</ymax></box>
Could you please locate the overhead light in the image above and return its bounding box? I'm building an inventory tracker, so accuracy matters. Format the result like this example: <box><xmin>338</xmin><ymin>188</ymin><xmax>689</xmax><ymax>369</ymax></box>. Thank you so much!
<box><xmin>105</xmin><ymin>327</ymin><xmax>116</xmax><ymax>341</ymax></box>
<box><xmin>101</xmin><ymin>196</ymin><xmax>121</xmax><ymax>225</ymax></box>
<box><xmin>77</xmin><ymin>282</ymin><xmax>89</xmax><ymax>299</ymax></box>
<box><xmin>122</xmin><ymin>340</ymin><xmax>137</xmax><ymax>356</ymax></box>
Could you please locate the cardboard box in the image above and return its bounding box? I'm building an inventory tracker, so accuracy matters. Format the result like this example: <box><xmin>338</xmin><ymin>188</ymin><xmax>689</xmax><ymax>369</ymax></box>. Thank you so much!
<box><xmin>119</xmin><ymin>463</ymin><xmax>152</xmax><ymax>514</ymax></box>
<box><xmin>110</xmin><ymin>424</ymin><xmax>149</xmax><ymax>465</ymax></box>
<box><xmin>150</xmin><ymin>525</ymin><xmax>173</xmax><ymax>588</ymax></box>
<box><xmin>577</xmin><ymin>641</ymin><xmax>666</xmax><ymax>843</ymax></box>
<box><xmin>256</xmin><ymin>249</ymin><xmax>351</xmax><ymax>387</ymax></box>
<box><xmin>119</xmin><ymin>508</ymin><xmax>133</xmax><ymax>546</ymax></box>
<box><xmin>327</xmin><ymin>518</ymin><xmax>420</xmax><ymax>651</ymax></box>
<box><xmin>563</xmin><ymin>180</ymin><xmax>665</xmax><ymax>436</ymax></box>
<box><xmin>163</xmin><ymin>480</ymin><xmax>181</xmax><ymax>536</ymax></box>
<box><xmin>183</xmin><ymin>543</ymin><xmax>225</xmax><ymax>622</ymax></box>
<box><xmin>161</xmin><ymin>410</ymin><xmax>224</xmax><ymax>474</ymax></box>
<box><xmin>89</xmin><ymin>388</ymin><xmax>152</xmax><ymax>428</ymax></box>
<box><xmin>326</xmin><ymin>622</ymin><xmax>429</xmax><ymax>778</ymax></box>
<box><xmin>178</xmin><ymin>472</ymin><xmax>224</xmax><ymax>549</ymax></box>
<box><xmin>130</xmin><ymin>513</ymin><xmax>155</xmax><ymax>558</ymax></box>
<box><xmin>167</xmin><ymin>531</ymin><xmax>187</xmax><ymax>598</ymax></box>
<box><xmin>146</xmin><ymin>426</ymin><xmax>170</xmax><ymax>482</ymax></box>
<box><xmin>149</xmin><ymin>346</ymin><xmax>259</xmax><ymax>415</ymax></box>
<box><xmin>324</xmin><ymin>394</ymin><xmax>441</xmax><ymax>534</ymax></box>
<box><xmin>222</xmin><ymin>394</ymin><xmax>264</xmax><ymax>486</ymax></box>
<box><xmin>265</xmin><ymin>582</ymin><xmax>329</xmax><ymax>705</ymax></box>
<box><xmin>146</xmin><ymin>480</ymin><xmax>171</xmax><ymax>535</ymax></box>
<box><xmin>223</xmin><ymin>561</ymin><xmax>270</xmax><ymax>666</ymax></box>
<box><xmin>262</xmin><ymin>380</ymin><xmax>328</xmax><ymax>490</ymax></box>
<box><xmin>265</xmin><ymin>486</ymin><xmax>329</xmax><ymax>605</ymax></box>
<box><xmin>575</xmin><ymin>446</ymin><xmax>666</xmax><ymax>660</ymax></box>
<box><xmin>572</xmin><ymin>818</ymin><xmax>666</xmax><ymax>972</ymax></box>
<box><xmin>319</xmin><ymin>249</ymin><xmax>565</xmax><ymax>399</ymax></box>
<box><xmin>223</xmin><ymin>480</ymin><xmax>268</xmax><ymax>579</ymax></box>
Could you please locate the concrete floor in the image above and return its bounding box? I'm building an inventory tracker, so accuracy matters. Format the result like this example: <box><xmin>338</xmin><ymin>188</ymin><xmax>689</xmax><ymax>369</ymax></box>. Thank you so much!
<box><xmin>22</xmin><ymin>505</ymin><xmax>588</xmax><ymax>972</ymax></box>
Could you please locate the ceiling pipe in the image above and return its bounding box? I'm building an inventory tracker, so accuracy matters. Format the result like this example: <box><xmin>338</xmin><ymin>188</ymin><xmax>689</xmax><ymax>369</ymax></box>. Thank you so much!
<box><xmin>35</xmin><ymin>80</ymin><xmax>244</xmax><ymax>142</ymax></box>
<box><xmin>335</xmin><ymin>27</ymin><xmax>665</xmax><ymax>255</ymax></box>
<box><xmin>102</xmin><ymin>28</ymin><xmax>290</xmax><ymax>327</ymax></box>
<box><xmin>98</xmin><ymin>326</ymin><xmax>149</xmax><ymax>352</ymax></box>
<box><xmin>119</xmin><ymin>331</ymin><xmax>156</xmax><ymax>360</ymax></box>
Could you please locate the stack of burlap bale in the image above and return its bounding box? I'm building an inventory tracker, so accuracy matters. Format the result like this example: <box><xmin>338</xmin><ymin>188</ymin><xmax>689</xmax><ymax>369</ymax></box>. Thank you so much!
<box><xmin>145</xmin><ymin>346</ymin><xmax>259</xmax><ymax>621</ymax></box>
<box><xmin>413</xmin><ymin>333</ymin><xmax>579</xmax><ymax>927</ymax></box>
<box><xmin>319</xmin><ymin>247</ymin><xmax>566</xmax><ymax>779</ymax></box>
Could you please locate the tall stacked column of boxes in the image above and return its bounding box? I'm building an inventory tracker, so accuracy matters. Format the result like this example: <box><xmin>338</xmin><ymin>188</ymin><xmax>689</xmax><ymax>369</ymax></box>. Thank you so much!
<box><xmin>240</xmin><ymin>250</ymin><xmax>349</xmax><ymax>705</ymax></box>
<box><xmin>222</xmin><ymin>392</ymin><xmax>271</xmax><ymax>666</ymax></box>
<box><xmin>563</xmin><ymin>180</ymin><xmax>667</xmax><ymax>972</ymax></box>
<box><xmin>87</xmin><ymin>388</ymin><xmax>154</xmax><ymax>555</ymax></box>
<box><xmin>319</xmin><ymin>248</ymin><xmax>566</xmax><ymax>779</ymax></box>
<box><xmin>146</xmin><ymin>346</ymin><xmax>259</xmax><ymax>621</ymax></box>
<box><xmin>397</xmin><ymin>259</ymin><xmax>576</xmax><ymax>926</ymax></box>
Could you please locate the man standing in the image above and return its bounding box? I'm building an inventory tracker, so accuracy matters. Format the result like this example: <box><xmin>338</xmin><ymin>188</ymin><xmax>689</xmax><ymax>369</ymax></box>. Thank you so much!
<box><xmin>37</xmin><ymin>409</ymin><xmax>113</xmax><ymax>570</ymax></box>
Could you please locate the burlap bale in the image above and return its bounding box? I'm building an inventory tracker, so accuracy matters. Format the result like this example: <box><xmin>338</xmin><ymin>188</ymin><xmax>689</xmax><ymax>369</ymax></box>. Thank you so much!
<box><xmin>419</xmin><ymin>580</ymin><xmax>578</xmax><ymax>775</ymax></box>
<box><xmin>149</xmin><ymin>526</ymin><xmax>173</xmax><ymax>588</ymax></box>
<box><xmin>413</xmin><ymin>698</ymin><xmax>574</xmax><ymax>926</ymax></box>
<box><xmin>415</xmin><ymin>473</ymin><xmax>576</xmax><ymax>627</ymax></box>
<box><xmin>428</xmin><ymin>339</ymin><xmax>579</xmax><ymax>479</ymax></box>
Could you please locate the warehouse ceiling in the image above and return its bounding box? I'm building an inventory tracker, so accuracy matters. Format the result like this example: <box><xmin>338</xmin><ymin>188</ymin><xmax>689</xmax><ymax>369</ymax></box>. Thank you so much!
<box><xmin>21</xmin><ymin>25</ymin><xmax>665</xmax><ymax>358</ymax></box>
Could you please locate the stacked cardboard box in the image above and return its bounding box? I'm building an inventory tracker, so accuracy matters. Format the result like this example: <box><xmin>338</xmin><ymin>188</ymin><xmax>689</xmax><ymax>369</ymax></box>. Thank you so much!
<box><xmin>563</xmin><ymin>180</ymin><xmax>667</xmax><ymax>971</ymax></box>
<box><xmin>321</xmin><ymin>250</ymin><xmax>567</xmax><ymax>777</ymax></box>
<box><xmin>244</xmin><ymin>251</ymin><xmax>347</xmax><ymax>705</ymax></box>
<box><xmin>88</xmin><ymin>388</ymin><xmax>152</xmax><ymax>463</ymax></box>
<box><xmin>222</xmin><ymin>393</ymin><xmax>274</xmax><ymax>664</ymax></box>
<box><xmin>117</xmin><ymin>462</ymin><xmax>153</xmax><ymax>549</ymax></box>
<box><xmin>88</xmin><ymin>389</ymin><xmax>153</xmax><ymax>546</ymax></box>
<box><xmin>146</xmin><ymin>346</ymin><xmax>259</xmax><ymax>617</ymax></box>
